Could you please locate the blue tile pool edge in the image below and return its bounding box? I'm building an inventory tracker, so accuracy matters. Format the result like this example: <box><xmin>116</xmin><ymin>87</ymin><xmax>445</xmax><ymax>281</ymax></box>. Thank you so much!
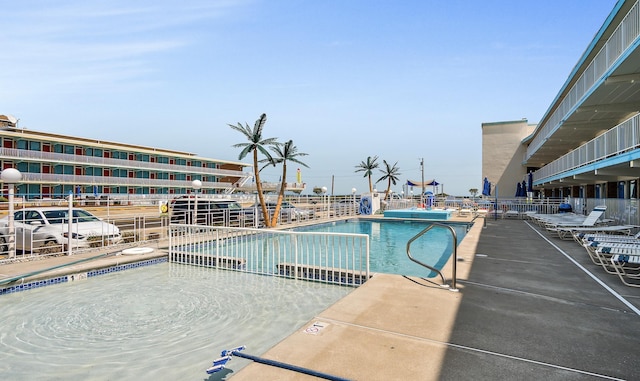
<box><xmin>0</xmin><ymin>257</ymin><xmax>168</xmax><ymax>296</ymax></box>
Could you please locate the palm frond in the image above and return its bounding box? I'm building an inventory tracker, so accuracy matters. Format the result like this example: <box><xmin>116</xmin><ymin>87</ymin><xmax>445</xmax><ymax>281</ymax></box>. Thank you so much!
<box><xmin>252</xmin><ymin>113</ymin><xmax>267</xmax><ymax>136</ymax></box>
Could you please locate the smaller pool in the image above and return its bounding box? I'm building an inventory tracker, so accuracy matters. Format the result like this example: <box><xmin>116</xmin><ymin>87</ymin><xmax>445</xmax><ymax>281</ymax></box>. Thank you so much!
<box><xmin>293</xmin><ymin>219</ymin><xmax>467</xmax><ymax>278</ymax></box>
<box><xmin>383</xmin><ymin>208</ymin><xmax>454</xmax><ymax>220</ymax></box>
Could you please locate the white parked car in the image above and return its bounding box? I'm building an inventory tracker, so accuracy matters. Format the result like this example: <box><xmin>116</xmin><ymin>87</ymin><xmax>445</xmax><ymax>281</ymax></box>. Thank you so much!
<box><xmin>0</xmin><ymin>207</ymin><xmax>122</xmax><ymax>253</ymax></box>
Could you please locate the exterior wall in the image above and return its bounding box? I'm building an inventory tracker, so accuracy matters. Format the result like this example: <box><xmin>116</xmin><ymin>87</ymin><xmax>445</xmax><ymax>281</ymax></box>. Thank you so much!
<box><xmin>481</xmin><ymin>119</ymin><xmax>536</xmax><ymax>198</ymax></box>
<box><xmin>0</xmin><ymin>126</ymin><xmax>251</xmax><ymax>199</ymax></box>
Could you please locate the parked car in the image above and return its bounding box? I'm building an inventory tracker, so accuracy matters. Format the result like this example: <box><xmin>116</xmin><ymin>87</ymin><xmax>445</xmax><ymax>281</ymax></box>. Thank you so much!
<box><xmin>249</xmin><ymin>201</ymin><xmax>315</xmax><ymax>223</ymax></box>
<box><xmin>170</xmin><ymin>197</ymin><xmax>251</xmax><ymax>226</ymax></box>
<box><xmin>0</xmin><ymin>207</ymin><xmax>122</xmax><ymax>253</ymax></box>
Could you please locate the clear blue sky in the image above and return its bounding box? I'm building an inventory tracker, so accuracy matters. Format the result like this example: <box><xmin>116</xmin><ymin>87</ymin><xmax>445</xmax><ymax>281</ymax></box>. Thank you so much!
<box><xmin>1</xmin><ymin>0</ymin><xmax>618</xmax><ymax>196</ymax></box>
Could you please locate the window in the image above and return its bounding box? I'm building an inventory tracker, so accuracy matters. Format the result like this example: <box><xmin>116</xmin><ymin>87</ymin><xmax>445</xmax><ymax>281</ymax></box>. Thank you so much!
<box><xmin>29</xmin><ymin>141</ymin><xmax>41</xmax><ymax>151</ymax></box>
<box><xmin>61</xmin><ymin>165</ymin><xmax>73</xmax><ymax>174</ymax></box>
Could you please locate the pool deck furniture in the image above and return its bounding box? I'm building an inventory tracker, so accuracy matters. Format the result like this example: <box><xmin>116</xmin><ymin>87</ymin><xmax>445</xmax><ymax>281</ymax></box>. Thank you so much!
<box><xmin>551</xmin><ymin>224</ymin><xmax>636</xmax><ymax>240</ymax></box>
<box><xmin>504</xmin><ymin>210</ymin><xmax>520</xmax><ymax>219</ymax></box>
<box><xmin>611</xmin><ymin>254</ymin><xmax>640</xmax><ymax>287</ymax></box>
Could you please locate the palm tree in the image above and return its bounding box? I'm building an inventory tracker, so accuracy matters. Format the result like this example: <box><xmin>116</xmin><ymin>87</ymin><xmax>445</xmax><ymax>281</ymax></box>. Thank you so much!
<box><xmin>377</xmin><ymin>160</ymin><xmax>401</xmax><ymax>200</ymax></box>
<box><xmin>469</xmin><ymin>188</ymin><xmax>478</xmax><ymax>198</ymax></box>
<box><xmin>229</xmin><ymin>113</ymin><xmax>279</xmax><ymax>228</ymax></box>
<box><xmin>260</xmin><ymin>140</ymin><xmax>309</xmax><ymax>226</ymax></box>
<box><xmin>355</xmin><ymin>156</ymin><xmax>379</xmax><ymax>193</ymax></box>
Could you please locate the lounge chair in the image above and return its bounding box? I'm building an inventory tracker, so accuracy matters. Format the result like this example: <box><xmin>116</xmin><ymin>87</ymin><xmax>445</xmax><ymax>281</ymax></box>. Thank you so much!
<box><xmin>504</xmin><ymin>210</ymin><xmax>520</xmax><ymax>219</ymax></box>
<box><xmin>574</xmin><ymin>229</ymin><xmax>640</xmax><ymax>245</ymax></box>
<box><xmin>545</xmin><ymin>206</ymin><xmax>608</xmax><ymax>238</ymax></box>
<box><xmin>458</xmin><ymin>208</ymin><xmax>472</xmax><ymax>217</ymax></box>
<box><xmin>475</xmin><ymin>208</ymin><xmax>489</xmax><ymax>218</ymax></box>
<box><xmin>531</xmin><ymin>212</ymin><xmax>584</xmax><ymax>227</ymax></box>
<box><xmin>610</xmin><ymin>253</ymin><xmax>640</xmax><ymax>287</ymax></box>
<box><xmin>583</xmin><ymin>241</ymin><xmax>640</xmax><ymax>269</ymax></box>
<box><xmin>592</xmin><ymin>243</ymin><xmax>640</xmax><ymax>274</ymax></box>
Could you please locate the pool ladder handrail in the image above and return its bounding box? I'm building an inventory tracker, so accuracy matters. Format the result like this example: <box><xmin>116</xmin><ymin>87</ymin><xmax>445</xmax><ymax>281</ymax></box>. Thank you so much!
<box><xmin>406</xmin><ymin>222</ymin><xmax>458</xmax><ymax>292</ymax></box>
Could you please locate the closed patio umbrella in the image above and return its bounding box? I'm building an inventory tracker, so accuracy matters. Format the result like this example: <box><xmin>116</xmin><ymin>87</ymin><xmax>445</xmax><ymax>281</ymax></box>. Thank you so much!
<box><xmin>482</xmin><ymin>177</ymin><xmax>491</xmax><ymax>196</ymax></box>
<box><xmin>527</xmin><ymin>172</ymin><xmax>533</xmax><ymax>193</ymax></box>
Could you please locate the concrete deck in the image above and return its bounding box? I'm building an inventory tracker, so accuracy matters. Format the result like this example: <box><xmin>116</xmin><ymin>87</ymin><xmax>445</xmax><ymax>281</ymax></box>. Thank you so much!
<box><xmin>232</xmin><ymin>217</ymin><xmax>640</xmax><ymax>380</ymax></box>
<box><xmin>1</xmin><ymin>217</ymin><xmax>640</xmax><ymax>380</ymax></box>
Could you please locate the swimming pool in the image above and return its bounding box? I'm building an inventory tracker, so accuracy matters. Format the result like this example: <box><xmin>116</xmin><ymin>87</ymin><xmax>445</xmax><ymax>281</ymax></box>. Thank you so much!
<box><xmin>0</xmin><ymin>262</ymin><xmax>351</xmax><ymax>380</ymax></box>
<box><xmin>292</xmin><ymin>219</ymin><xmax>468</xmax><ymax>278</ymax></box>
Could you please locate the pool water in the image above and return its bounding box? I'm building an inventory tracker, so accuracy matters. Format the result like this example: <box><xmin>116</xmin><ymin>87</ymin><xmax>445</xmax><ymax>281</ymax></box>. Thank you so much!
<box><xmin>292</xmin><ymin>219</ymin><xmax>467</xmax><ymax>278</ymax></box>
<box><xmin>0</xmin><ymin>263</ymin><xmax>352</xmax><ymax>380</ymax></box>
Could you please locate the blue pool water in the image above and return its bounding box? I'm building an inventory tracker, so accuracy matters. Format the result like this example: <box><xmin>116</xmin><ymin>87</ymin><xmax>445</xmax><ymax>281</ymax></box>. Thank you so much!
<box><xmin>383</xmin><ymin>208</ymin><xmax>454</xmax><ymax>220</ymax></box>
<box><xmin>292</xmin><ymin>219</ymin><xmax>468</xmax><ymax>278</ymax></box>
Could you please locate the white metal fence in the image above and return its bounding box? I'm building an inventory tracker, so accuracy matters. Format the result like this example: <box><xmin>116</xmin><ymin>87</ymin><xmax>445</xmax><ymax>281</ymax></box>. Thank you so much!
<box><xmin>168</xmin><ymin>225</ymin><xmax>370</xmax><ymax>286</ymax></box>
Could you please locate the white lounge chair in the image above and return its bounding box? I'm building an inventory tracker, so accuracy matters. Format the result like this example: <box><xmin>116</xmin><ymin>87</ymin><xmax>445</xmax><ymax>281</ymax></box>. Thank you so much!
<box><xmin>545</xmin><ymin>206</ymin><xmax>608</xmax><ymax>238</ymax></box>
<box><xmin>458</xmin><ymin>208</ymin><xmax>472</xmax><ymax>217</ymax></box>
<box><xmin>574</xmin><ymin>229</ymin><xmax>640</xmax><ymax>245</ymax></box>
<box><xmin>583</xmin><ymin>240</ymin><xmax>640</xmax><ymax>268</ymax></box>
<box><xmin>504</xmin><ymin>210</ymin><xmax>520</xmax><ymax>219</ymax></box>
<box><xmin>531</xmin><ymin>212</ymin><xmax>583</xmax><ymax>227</ymax></box>
<box><xmin>610</xmin><ymin>253</ymin><xmax>640</xmax><ymax>287</ymax></box>
<box><xmin>593</xmin><ymin>243</ymin><xmax>640</xmax><ymax>275</ymax></box>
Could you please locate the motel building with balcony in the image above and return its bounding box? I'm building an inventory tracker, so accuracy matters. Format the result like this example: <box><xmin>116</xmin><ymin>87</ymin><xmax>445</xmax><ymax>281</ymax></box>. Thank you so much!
<box><xmin>0</xmin><ymin>114</ymin><xmax>261</xmax><ymax>202</ymax></box>
<box><xmin>482</xmin><ymin>0</ymin><xmax>640</xmax><ymax>223</ymax></box>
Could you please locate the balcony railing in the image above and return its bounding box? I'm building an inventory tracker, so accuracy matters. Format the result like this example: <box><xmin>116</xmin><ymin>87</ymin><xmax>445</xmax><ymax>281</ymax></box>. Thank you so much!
<box><xmin>535</xmin><ymin>113</ymin><xmax>640</xmax><ymax>182</ymax></box>
<box><xmin>19</xmin><ymin>172</ymin><xmax>237</xmax><ymax>191</ymax></box>
<box><xmin>527</xmin><ymin>1</ymin><xmax>640</xmax><ymax>159</ymax></box>
<box><xmin>0</xmin><ymin>147</ymin><xmax>249</xmax><ymax>177</ymax></box>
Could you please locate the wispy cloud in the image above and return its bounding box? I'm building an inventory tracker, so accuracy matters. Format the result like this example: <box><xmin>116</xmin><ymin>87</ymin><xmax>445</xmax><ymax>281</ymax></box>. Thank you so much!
<box><xmin>0</xmin><ymin>1</ymin><xmax>248</xmax><ymax>98</ymax></box>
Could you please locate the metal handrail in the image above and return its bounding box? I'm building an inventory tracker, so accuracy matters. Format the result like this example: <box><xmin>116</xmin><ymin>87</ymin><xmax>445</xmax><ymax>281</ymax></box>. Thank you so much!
<box><xmin>406</xmin><ymin>222</ymin><xmax>458</xmax><ymax>291</ymax></box>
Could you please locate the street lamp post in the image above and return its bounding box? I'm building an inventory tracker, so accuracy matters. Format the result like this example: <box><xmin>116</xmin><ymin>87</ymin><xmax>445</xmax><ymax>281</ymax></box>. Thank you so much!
<box><xmin>1</xmin><ymin>168</ymin><xmax>22</xmax><ymax>258</ymax></box>
<box><xmin>420</xmin><ymin>158</ymin><xmax>425</xmax><ymax>208</ymax></box>
<box><xmin>192</xmin><ymin>179</ymin><xmax>202</xmax><ymax>225</ymax></box>
<box><xmin>321</xmin><ymin>186</ymin><xmax>328</xmax><ymax>219</ymax></box>
<box><xmin>351</xmin><ymin>188</ymin><xmax>357</xmax><ymax>215</ymax></box>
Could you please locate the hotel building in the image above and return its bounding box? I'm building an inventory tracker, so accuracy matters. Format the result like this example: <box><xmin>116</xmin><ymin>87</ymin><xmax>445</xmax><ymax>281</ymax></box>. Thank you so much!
<box><xmin>0</xmin><ymin>115</ymin><xmax>253</xmax><ymax>200</ymax></box>
<box><xmin>483</xmin><ymin>0</ymin><xmax>640</xmax><ymax>202</ymax></box>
